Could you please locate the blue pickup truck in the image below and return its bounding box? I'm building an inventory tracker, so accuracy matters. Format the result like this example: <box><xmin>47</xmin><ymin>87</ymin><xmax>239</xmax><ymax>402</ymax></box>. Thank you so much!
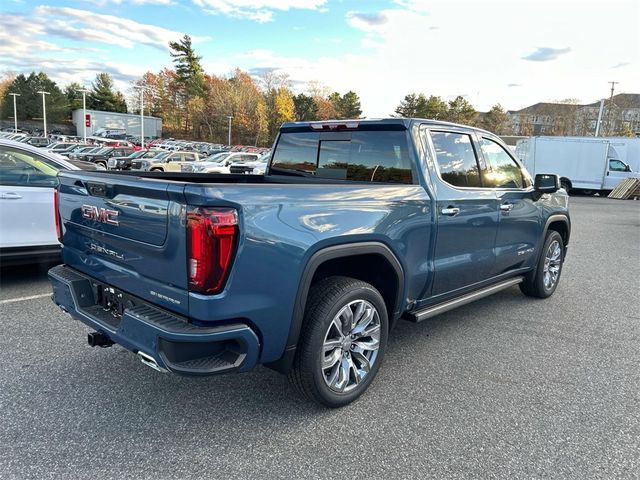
<box><xmin>49</xmin><ymin>118</ymin><xmax>570</xmax><ymax>407</ymax></box>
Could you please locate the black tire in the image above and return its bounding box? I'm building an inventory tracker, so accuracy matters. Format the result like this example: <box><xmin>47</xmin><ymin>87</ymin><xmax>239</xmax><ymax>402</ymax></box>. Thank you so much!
<box><xmin>96</xmin><ymin>161</ymin><xmax>107</xmax><ymax>169</ymax></box>
<box><xmin>520</xmin><ymin>230</ymin><xmax>565</xmax><ymax>298</ymax></box>
<box><xmin>288</xmin><ymin>276</ymin><xmax>388</xmax><ymax>408</ymax></box>
<box><xmin>150</xmin><ymin>167</ymin><xmax>163</xmax><ymax>172</ymax></box>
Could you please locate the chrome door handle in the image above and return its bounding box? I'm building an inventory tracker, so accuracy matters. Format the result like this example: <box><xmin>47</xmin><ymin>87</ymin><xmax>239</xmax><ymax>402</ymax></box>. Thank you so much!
<box><xmin>500</xmin><ymin>203</ymin><xmax>514</xmax><ymax>212</ymax></box>
<box><xmin>0</xmin><ymin>192</ymin><xmax>22</xmax><ymax>199</ymax></box>
<box><xmin>441</xmin><ymin>207</ymin><xmax>460</xmax><ymax>216</ymax></box>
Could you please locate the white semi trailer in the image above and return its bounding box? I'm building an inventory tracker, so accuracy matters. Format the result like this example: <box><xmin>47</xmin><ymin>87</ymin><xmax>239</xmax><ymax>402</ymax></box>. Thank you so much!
<box><xmin>515</xmin><ymin>136</ymin><xmax>640</xmax><ymax>194</ymax></box>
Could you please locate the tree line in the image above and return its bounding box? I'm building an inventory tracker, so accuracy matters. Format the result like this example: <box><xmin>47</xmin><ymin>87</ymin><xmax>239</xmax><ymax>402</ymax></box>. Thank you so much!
<box><xmin>0</xmin><ymin>71</ymin><xmax>127</xmax><ymax>124</ymax></box>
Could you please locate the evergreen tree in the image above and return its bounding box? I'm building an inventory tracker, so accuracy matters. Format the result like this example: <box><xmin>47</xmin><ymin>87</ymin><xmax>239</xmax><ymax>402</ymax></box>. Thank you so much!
<box><xmin>423</xmin><ymin>95</ymin><xmax>448</xmax><ymax>119</ymax></box>
<box><xmin>445</xmin><ymin>96</ymin><xmax>477</xmax><ymax>125</ymax></box>
<box><xmin>293</xmin><ymin>93</ymin><xmax>318</xmax><ymax>121</ymax></box>
<box><xmin>340</xmin><ymin>91</ymin><xmax>362</xmax><ymax>118</ymax></box>
<box><xmin>1</xmin><ymin>72</ymin><xmax>66</xmax><ymax>122</ymax></box>
<box><xmin>482</xmin><ymin>103</ymin><xmax>511</xmax><ymax>134</ymax></box>
<box><xmin>394</xmin><ymin>93</ymin><xmax>428</xmax><ymax>117</ymax></box>
<box><xmin>328</xmin><ymin>91</ymin><xmax>362</xmax><ymax>119</ymax></box>
<box><xmin>64</xmin><ymin>82</ymin><xmax>84</xmax><ymax>113</ymax></box>
<box><xmin>169</xmin><ymin>34</ymin><xmax>205</xmax><ymax>98</ymax></box>
<box><xmin>88</xmin><ymin>73</ymin><xmax>127</xmax><ymax>112</ymax></box>
<box><xmin>394</xmin><ymin>93</ymin><xmax>447</xmax><ymax>119</ymax></box>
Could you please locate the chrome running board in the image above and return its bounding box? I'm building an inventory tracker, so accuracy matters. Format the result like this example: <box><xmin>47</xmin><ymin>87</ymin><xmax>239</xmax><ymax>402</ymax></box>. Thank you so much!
<box><xmin>405</xmin><ymin>277</ymin><xmax>524</xmax><ymax>323</ymax></box>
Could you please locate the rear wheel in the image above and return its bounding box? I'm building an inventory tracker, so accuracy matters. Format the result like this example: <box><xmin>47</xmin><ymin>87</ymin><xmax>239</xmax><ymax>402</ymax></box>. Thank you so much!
<box><xmin>520</xmin><ymin>230</ymin><xmax>565</xmax><ymax>298</ymax></box>
<box><xmin>288</xmin><ymin>276</ymin><xmax>388</xmax><ymax>407</ymax></box>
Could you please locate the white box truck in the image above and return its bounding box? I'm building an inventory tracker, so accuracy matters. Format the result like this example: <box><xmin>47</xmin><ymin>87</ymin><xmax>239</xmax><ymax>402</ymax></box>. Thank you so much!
<box><xmin>515</xmin><ymin>136</ymin><xmax>640</xmax><ymax>194</ymax></box>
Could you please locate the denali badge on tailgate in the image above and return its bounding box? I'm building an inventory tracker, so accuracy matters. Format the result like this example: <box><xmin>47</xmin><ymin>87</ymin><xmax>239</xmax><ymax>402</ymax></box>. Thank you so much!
<box><xmin>81</xmin><ymin>205</ymin><xmax>119</xmax><ymax>226</ymax></box>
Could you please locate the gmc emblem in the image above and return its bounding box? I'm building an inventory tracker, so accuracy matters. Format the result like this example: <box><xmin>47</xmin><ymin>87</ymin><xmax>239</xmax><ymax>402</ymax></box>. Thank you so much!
<box><xmin>81</xmin><ymin>205</ymin><xmax>119</xmax><ymax>226</ymax></box>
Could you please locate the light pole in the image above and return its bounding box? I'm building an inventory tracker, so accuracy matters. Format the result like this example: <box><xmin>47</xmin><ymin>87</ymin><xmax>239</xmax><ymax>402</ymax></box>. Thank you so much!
<box><xmin>227</xmin><ymin>115</ymin><xmax>233</xmax><ymax>146</ymax></box>
<box><xmin>37</xmin><ymin>90</ymin><xmax>50</xmax><ymax>137</ymax></box>
<box><xmin>133</xmin><ymin>86</ymin><xmax>146</xmax><ymax>149</ymax></box>
<box><xmin>9</xmin><ymin>93</ymin><xmax>20</xmax><ymax>133</ymax></box>
<box><xmin>79</xmin><ymin>88</ymin><xmax>89</xmax><ymax>143</ymax></box>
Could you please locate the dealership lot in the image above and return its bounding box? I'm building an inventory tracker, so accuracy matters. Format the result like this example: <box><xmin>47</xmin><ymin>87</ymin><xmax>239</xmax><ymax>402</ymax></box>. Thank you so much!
<box><xmin>0</xmin><ymin>196</ymin><xmax>638</xmax><ymax>479</ymax></box>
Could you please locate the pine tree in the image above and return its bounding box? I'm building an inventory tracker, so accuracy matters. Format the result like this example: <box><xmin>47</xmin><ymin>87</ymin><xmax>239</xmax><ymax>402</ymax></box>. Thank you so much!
<box><xmin>482</xmin><ymin>104</ymin><xmax>511</xmax><ymax>134</ymax></box>
<box><xmin>88</xmin><ymin>73</ymin><xmax>127</xmax><ymax>113</ymax></box>
<box><xmin>293</xmin><ymin>93</ymin><xmax>318</xmax><ymax>121</ymax></box>
<box><xmin>169</xmin><ymin>35</ymin><xmax>205</xmax><ymax>98</ymax></box>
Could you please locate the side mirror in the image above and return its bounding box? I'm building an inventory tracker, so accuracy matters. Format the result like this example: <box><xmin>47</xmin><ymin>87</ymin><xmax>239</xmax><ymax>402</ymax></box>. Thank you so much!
<box><xmin>534</xmin><ymin>173</ymin><xmax>560</xmax><ymax>193</ymax></box>
<box><xmin>625</xmin><ymin>165</ymin><xmax>631</xmax><ymax>172</ymax></box>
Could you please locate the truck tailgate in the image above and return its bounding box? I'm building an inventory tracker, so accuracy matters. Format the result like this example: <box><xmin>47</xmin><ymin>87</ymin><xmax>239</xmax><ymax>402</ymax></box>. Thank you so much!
<box><xmin>57</xmin><ymin>171</ymin><xmax>190</xmax><ymax>315</ymax></box>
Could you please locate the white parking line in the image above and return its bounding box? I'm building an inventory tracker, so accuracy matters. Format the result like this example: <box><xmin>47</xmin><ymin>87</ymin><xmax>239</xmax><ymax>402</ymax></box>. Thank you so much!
<box><xmin>0</xmin><ymin>293</ymin><xmax>51</xmax><ymax>305</ymax></box>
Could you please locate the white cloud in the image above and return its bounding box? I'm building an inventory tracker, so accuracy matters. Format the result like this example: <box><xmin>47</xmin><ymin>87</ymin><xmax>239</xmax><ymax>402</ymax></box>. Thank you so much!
<box><xmin>192</xmin><ymin>0</ymin><xmax>327</xmax><ymax>22</ymax></box>
<box><xmin>33</xmin><ymin>7</ymin><xmax>209</xmax><ymax>50</ymax></box>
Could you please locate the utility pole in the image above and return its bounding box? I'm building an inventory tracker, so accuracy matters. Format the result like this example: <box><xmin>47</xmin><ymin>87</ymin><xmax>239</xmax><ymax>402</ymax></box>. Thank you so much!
<box><xmin>133</xmin><ymin>86</ymin><xmax>146</xmax><ymax>149</ymax></box>
<box><xmin>606</xmin><ymin>81</ymin><xmax>619</xmax><ymax>135</ymax></box>
<box><xmin>80</xmin><ymin>88</ymin><xmax>89</xmax><ymax>143</ymax></box>
<box><xmin>595</xmin><ymin>99</ymin><xmax>605</xmax><ymax>137</ymax></box>
<box><xmin>37</xmin><ymin>90</ymin><xmax>50</xmax><ymax>137</ymax></box>
<box><xmin>9</xmin><ymin>93</ymin><xmax>20</xmax><ymax>133</ymax></box>
<box><xmin>227</xmin><ymin>115</ymin><xmax>233</xmax><ymax>146</ymax></box>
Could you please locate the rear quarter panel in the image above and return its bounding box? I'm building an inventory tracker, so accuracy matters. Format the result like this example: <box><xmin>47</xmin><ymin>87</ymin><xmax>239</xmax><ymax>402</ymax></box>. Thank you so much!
<box><xmin>184</xmin><ymin>183</ymin><xmax>433</xmax><ymax>362</ymax></box>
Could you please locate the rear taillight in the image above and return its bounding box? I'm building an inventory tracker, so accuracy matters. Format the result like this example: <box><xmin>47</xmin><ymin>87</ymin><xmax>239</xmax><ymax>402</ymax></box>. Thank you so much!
<box><xmin>187</xmin><ymin>207</ymin><xmax>238</xmax><ymax>295</ymax></box>
<box><xmin>54</xmin><ymin>189</ymin><xmax>62</xmax><ymax>243</ymax></box>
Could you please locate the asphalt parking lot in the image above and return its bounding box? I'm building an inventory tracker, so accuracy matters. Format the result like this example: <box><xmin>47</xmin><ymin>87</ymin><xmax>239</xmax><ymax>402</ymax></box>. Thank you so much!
<box><xmin>1</xmin><ymin>196</ymin><xmax>638</xmax><ymax>479</ymax></box>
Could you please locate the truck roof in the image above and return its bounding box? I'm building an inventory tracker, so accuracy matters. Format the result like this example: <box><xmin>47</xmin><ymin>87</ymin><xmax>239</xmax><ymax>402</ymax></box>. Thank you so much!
<box><xmin>281</xmin><ymin>117</ymin><xmax>495</xmax><ymax>135</ymax></box>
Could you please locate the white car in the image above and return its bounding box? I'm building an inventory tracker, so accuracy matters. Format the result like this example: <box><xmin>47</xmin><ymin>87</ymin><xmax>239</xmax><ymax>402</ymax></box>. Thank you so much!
<box><xmin>0</xmin><ymin>139</ymin><xmax>80</xmax><ymax>265</ymax></box>
<box><xmin>182</xmin><ymin>152</ymin><xmax>260</xmax><ymax>174</ymax></box>
<box><xmin>229</xmin><ymin>152</ymin><xmax>271</xmax><ymax>175</ymax></box>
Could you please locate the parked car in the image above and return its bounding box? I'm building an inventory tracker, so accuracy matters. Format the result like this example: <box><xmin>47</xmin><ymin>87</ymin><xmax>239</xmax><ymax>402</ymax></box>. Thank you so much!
<box><xmin>83</xmin><ymin>147</ymin><xmax>135</xmax><ymax>169</ymax></box>
<box><xmin>0</xmin><ymin>139</ymin><xmax>81</xmax><ymax>265</ymax></box>
<box><xmin>107</xmin><ymin>149</ymin><xmax>165</xmax><ymax>171</ymax></box>
<box><xmin>50</xmin><ymin>118</ymin><xmax>570</xmax><ymax>407</ymax></box>
<box><xmin>182</xmin><ymin>152</ymin><xmax>259</xmax><ymax>173</ymax></box>
<box><xmin>229</xmin><ymin>152</ymin><xmax>271</xmax><ymax>175</ymax></box>
<box><xmin>131</xmin><ymin>151</ymin><xmax>199</xmax><ymax>171</ymax></box>
<box><xmin>27</xmin><ymin>137</ymin><xmax>51</xmax><ymax>148</ymax></box>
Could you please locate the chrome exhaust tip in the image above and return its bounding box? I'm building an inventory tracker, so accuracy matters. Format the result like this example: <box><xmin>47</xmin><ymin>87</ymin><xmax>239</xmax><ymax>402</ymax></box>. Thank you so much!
<box><xmin>137</xmin><ymin>351</ymin><xmax>168</xmax><ymax>373</ymax></box>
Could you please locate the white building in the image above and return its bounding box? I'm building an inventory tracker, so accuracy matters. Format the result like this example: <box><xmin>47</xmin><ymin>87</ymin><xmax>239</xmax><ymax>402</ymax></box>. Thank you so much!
<box><xmin>71</xmin><ymin>109</ymin><xmax>162</xmax><ymax>138</ymax></box>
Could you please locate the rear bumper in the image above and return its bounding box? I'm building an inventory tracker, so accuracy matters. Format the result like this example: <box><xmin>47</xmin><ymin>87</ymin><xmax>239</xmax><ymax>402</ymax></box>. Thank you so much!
<box><xmin>48</xmin><ymin>265</ymin><xmax>260</xmax><ymax>376</ymax></box>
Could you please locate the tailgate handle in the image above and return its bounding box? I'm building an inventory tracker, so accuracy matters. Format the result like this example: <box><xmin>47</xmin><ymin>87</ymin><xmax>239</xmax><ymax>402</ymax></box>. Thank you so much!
<box><xmin>86</xmin><ymin>182</ymin><xmax>108</xmax><ymax>197</ymax></box>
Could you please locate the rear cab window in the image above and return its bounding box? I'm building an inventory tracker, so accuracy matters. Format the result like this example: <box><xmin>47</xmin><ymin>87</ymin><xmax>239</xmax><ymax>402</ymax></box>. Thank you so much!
<box><xmin>270</xmin><ymin>127</ymin><xmax>414</xmax><ymax>184</ymax></box>
<box><xmin>430</xmin><ymin>131</ymin><xmax>482</xmax><ymax>188</ymax></box>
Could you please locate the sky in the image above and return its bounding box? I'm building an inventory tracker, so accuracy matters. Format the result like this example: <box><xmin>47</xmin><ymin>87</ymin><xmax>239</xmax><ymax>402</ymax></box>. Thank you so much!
<box><xmin>1</xmin><ymin>0</ymin><xmax>638</xmax><ymax>116</ymax></box>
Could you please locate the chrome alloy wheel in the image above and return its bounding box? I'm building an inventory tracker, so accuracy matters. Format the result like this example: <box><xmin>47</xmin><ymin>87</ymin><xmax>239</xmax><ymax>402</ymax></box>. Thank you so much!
<box><xmin>543</xmin><ymin>239</ymin><xmax>562</xmax><ymax>290</ymax></box>
<box><xmin>321</xmin><ymin>299</ymin><xmax>381</xmax><ymax>393</ymax></box>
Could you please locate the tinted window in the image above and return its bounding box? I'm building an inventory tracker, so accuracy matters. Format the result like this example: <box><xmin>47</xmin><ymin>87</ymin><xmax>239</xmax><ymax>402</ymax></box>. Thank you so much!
<box><xmin>430</xmin><ymin>131</ymin><xmax>481</xmax><ymax>188</ymax></box>
<box><xmin>479</xmin><ymin>138</ymin><xmax>524</xmax><ymax>188</ymax></box>
<box><xmin>271</xmin><ymin>132</ymin><xmax>318</xmax><ymax>173</ymax></box>
<box><xmin>272</xmin><ymin>130</ymin><xmax>413</xmax><ymax>184</ymax></box>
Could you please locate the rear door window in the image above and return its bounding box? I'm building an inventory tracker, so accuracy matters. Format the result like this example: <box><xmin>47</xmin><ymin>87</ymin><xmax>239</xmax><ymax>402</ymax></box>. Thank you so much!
<box><xmin>271</xmin><ymin>130</ymin><xmax>413</xmax><ymax>184</ymax></box>
<box><xmin>430</xmin><ymin>131</ymin><xmax>482</xmax><ymax>188</ymax></box>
